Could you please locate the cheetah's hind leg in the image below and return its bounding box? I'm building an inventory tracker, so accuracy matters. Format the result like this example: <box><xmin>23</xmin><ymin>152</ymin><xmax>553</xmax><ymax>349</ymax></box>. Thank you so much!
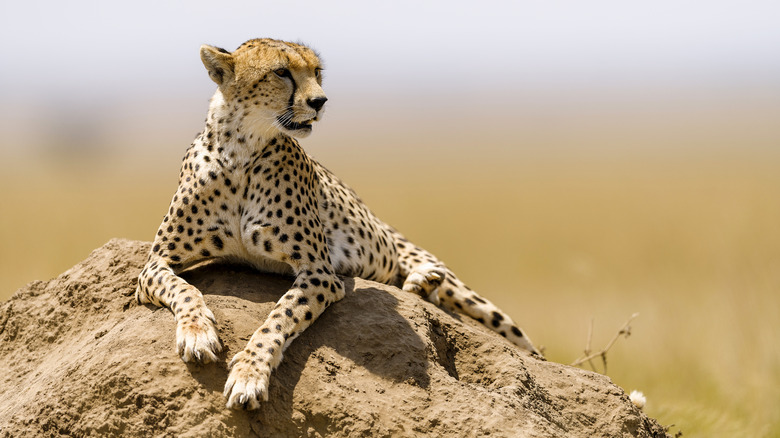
<box><xmin>438</xmin><ymin>276</ymin><xmax>544</xmax><ymax>358</ymax></box>
<box><xmin>402</xmin><ymin>262</ymin><xmax>447</xmax><ymax>305</ymax></box>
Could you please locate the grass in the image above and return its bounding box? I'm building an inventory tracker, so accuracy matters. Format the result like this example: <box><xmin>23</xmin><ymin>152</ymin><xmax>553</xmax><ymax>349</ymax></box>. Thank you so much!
<box><xmin>2</xmin><ymin>140</ymin><xmax>779</xmax><ymax>437</ymax></box>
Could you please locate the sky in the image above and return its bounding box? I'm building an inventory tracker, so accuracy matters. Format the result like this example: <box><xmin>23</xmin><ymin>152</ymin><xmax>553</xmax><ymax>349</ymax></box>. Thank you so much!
<box><xmin>2</xmin><ymin>0</ymin><xmax>779</xmax><ymax>97</ymax></box>
<box><xmin>1</xmin><ymin>0</ymin><xmax>779</xmax><ymax>156</ymax></box>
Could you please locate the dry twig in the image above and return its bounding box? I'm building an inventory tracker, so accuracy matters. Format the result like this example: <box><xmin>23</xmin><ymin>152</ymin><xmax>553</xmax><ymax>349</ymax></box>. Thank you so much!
<box><xmin>570</xmin><ymin>313</ymin><xmax>639</xmax><ymax>374</ymax></box>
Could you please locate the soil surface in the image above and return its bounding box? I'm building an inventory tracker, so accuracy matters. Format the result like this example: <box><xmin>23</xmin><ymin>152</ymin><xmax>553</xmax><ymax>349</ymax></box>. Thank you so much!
<box><xmin>0</xmin><ymin>239</ymin><xmax>669</xmax><ymax>437</ymax></box>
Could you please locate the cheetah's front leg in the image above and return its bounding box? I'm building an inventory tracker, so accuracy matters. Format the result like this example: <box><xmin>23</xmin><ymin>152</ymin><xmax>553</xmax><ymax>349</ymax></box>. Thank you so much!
<box><xmin>223</xmin><ymin>266</ymin><xmax>344</xmax><ymax>409</ymax></box>
<box><xmin>136</xmin><ymin>258</ymin><xmax>222</xmax><ymax>363</ymax></box>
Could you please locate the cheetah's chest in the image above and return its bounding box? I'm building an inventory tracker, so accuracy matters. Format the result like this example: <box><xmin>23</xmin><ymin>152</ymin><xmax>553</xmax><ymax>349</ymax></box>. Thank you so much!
<box><xmin>190</xmin><ymin>139</ymin><xmax>400</xmax><ymax>283</ymax></box>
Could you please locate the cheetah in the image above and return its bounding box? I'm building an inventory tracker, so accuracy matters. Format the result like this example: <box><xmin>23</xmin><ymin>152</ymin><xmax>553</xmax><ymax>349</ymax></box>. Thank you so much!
<box><xmin>136</xmin><ymin>38</ymin><xmax>542</xmax><ymax>410</ymax></box>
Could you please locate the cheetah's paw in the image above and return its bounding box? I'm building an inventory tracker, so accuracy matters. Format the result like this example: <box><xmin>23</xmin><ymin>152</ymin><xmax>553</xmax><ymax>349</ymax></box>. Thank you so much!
<box><xmin>224</xmin><ymin>351</ymin><xmax>271</xmax><ymax>410</ymax></box>
<box><xmin>176</xmin><ymin>308</ymin><xmax>222</xmax><ymax>363</ymax></box>
<box><xmin>403</xmin><ymin>262</ymin><xmax>447</xmax><ymax>306</ymax></box>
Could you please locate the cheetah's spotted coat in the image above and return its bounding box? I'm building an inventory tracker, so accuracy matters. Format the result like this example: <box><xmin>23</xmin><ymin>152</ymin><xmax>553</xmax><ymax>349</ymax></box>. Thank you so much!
<box><xmin>136</xmin><ymin>38</ymin><xmax>541</xmax><ymax>410</ymax></box>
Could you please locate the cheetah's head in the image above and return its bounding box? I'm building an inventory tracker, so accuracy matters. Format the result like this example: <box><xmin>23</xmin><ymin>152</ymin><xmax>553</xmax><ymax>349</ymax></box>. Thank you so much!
<box><xmin>200</xmin><ymin>38</ymin><xmax>327</xmax><ymax>139</ymax></box>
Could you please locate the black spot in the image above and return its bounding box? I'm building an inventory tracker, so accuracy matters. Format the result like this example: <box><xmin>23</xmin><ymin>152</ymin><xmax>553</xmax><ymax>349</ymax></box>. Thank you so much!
<box><xmin>201</xmin><ymin>249</ymin><xmax>211</xmax><ymax>257</ymax></box>
<box><xmin>445</xmin><ymin>289</ymin><xmax>454</xmax><ymax>297</ymax></box>
<box><xmin>264</xmin><ymin>240</ymin><xmax>273</xmax><ymax>252</ymax></box>
<box><xmin>211</xmin><ymin>235</ymin><xmax>224</xmax><ymax>250</ymax></box>
<box><xmin>511</xmin><ymin>326</ymin><xmax>524</xmax><ymax>338</ymax></box>
<box><xmin>492</xmin><ymin>311</ymin><xmax>504</xmax><ymax>321</ymax></box>
<box><xmin>285</xmin><ymin>309</ymin><xmax>293</xmax><ymax>317</ymax></box>
<box><xmin>316</xmin><ymin>294</ymin><xmax>325</xmax><ymax>302</ymax></box>
<box><xmin>305</xmin><ymin>311</ymin><xmax>313</xmax><ymax>320</ymax></box>
<box><xmin>297</xmin><ymin>297</ymin><xmax>308</xmax><ymax>305</ymax></box>
<box><xmin>492</xmin><ymin>319</ymin><xmax>501</xmax><ymax>328</ymax></box>
<box><xmin>252</xmin><ymin>231</ymin><xmax>259</xmax><ymax>246</ymax></box>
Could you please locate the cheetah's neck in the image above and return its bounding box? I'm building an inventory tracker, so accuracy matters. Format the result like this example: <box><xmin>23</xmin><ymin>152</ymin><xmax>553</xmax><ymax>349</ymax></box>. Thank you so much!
<box><xmin>203</xmin><ymin>90</ymin><xmax>290</xmax><ymax>171</ymax></box>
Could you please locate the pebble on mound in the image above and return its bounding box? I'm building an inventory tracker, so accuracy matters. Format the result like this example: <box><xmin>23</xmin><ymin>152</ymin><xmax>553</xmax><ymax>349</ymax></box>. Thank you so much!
<box><xmin>0</xmin><ymin>239</ymin><xmax>669</xmax><ymax>437</ymax></box>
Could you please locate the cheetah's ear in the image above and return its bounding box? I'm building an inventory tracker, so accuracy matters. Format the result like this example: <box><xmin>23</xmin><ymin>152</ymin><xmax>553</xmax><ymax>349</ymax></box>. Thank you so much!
<box><xmin>200</xmin><ymin>45</ymin><xmax>235</xmax><ymax>86</ymax></box>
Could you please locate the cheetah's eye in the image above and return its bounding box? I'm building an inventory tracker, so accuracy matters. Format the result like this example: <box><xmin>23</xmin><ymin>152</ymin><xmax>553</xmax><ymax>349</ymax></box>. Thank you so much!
<box><xmin>314</xmin><ymin>68</ymin><xmax>323</xmax><ymax>79</ymax></box>
<box><xmin>274</xmin><ymin>68</ymin><xmax>291</xmax><ymax>78</ymax></box>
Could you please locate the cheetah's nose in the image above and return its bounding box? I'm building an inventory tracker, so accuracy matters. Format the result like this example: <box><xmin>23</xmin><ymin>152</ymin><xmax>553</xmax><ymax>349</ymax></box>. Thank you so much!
<box><xmin>307</xmin><ymin>97</ymin><xmax>328</xmax><ymax>112</ymax></box>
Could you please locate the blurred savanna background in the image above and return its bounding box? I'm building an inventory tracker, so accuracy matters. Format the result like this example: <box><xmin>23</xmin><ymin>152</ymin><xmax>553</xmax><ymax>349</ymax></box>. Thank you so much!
<box><xmin>2</xmin><ymin>1</ymin><xmax>779</xmax><ymax>436</ymax></box>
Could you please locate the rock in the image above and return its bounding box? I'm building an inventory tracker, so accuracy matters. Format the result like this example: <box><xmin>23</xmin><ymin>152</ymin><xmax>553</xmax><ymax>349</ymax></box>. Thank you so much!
<box><xmin>0</xmin><ymin>239</ymin><xmax>669</xmax><ymax>437</ymax></box>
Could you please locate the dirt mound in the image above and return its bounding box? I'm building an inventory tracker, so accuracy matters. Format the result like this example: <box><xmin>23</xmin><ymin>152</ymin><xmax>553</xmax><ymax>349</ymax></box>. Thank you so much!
<box><xmin>0</xmin><ymin>239</ymin><xmax>668</xmax><ymax>437</ymax></box>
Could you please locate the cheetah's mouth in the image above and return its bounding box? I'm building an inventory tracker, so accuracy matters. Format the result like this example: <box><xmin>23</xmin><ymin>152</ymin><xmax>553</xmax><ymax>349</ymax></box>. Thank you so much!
<box><xmin>277</xmin><ymin>116</ymin><xmax>314</xmax><ymax>132</ymax></box>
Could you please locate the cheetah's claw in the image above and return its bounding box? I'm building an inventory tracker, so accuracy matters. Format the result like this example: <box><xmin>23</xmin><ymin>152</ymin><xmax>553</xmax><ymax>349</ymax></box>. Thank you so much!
<box><xmin>176</xmin><ymin>308</ymin><xmax>222</xmax><ymax>363</ymax></box>
<box><xmin>224</xmin><ymin>351</ymin><xmax>271</xmax><ymax>410</ymax></box>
